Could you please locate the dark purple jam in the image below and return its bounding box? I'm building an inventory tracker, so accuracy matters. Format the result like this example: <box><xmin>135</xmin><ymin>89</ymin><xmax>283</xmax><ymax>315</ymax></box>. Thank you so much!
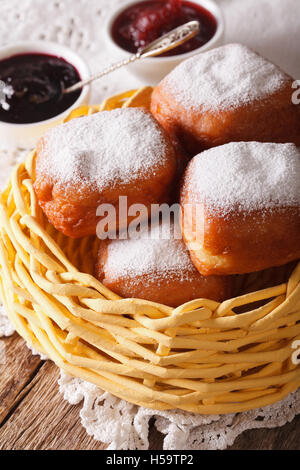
<box><xmin>0</xmin><ymin>53</ymin><xmax>81</xmax><ymax>124</ymax></box>
<box><xmin>112</xmin><ymin>0</ymin><xmax>217</xmax><ymax>56</ymax></box>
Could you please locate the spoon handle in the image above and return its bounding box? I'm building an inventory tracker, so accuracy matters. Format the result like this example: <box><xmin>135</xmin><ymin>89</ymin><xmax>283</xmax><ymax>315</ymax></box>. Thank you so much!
<box><xmin>65</xmin><ymin>54</ymin><xmax>141</xmax><ymax>94</ymax></box>
<box><xmin>64</xmin><ymin>20</ymin><xmax>200</xmax><ymax>95</ymax></box>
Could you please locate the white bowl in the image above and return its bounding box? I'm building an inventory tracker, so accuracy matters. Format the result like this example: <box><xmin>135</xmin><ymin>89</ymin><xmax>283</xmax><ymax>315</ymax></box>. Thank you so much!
<box><xmin>0</xmin><ymin>41</ymin><xmax>91</xmax><ymax>149</ymax></box>
<box><xmin>105</xmin><ymin>0</ymin><xmax>225</xmax><ymax>83</ymax></box>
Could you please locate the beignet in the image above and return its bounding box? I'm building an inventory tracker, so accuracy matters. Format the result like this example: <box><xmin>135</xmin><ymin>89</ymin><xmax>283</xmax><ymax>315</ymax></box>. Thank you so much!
<box><xmin>96</xmin><ymin>221</ymin><xmax>232</xmax><ymax>307</ymax></box>
<box><xmin>34</xmin><ymin>108</ymin><xmax>177</xmax><ymax>238</ymax></box>
<box><xmin>151</xmin><ymin>43</ymin><xmax>300</xmax><ymax>155</ymax></box>
<box><xmin>180</xmin><ymin>142</ymin><xmax>300</xmax><ymax>275</ymax></box>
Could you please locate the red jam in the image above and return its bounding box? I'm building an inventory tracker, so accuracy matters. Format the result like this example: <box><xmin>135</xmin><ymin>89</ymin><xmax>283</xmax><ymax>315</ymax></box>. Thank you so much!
<box><xmin>112</xmin><ymin>0</ymin><xmax>217</xmax><ymax>56</ymax></box>
<box><xmin>0</xmin><ymin>53</ymin><xmax>81</xmax><ymax>124</ymax></box>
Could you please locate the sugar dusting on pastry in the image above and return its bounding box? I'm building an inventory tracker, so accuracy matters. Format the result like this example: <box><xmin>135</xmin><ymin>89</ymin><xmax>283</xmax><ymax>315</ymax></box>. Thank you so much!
<box><xmin>164</xmin><ymin>43</ymin><xmax>289</xmax><ymax>111</ymax></box>
<box><xmin>186</xmin><ymin>142</ymin><xmax>300</xmax><ymax>214</ymax></box>
<box><xmin>105</xmin><ymin>222</ymin><xmax>195</xmax><ymax>284</ymax></box>
<box><xmin>37</xmin><ymin>107</ymin><xmax>169</xmax><ymax>191</ymax></box>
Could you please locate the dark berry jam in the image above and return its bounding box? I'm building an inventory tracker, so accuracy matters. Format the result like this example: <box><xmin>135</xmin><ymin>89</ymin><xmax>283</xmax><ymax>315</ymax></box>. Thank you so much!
<box><xmin>0</xmin><ymin>53</ymin><xmax>81</xmax><ymax>124</ymax></box>
<box><xmin>112</xmin><ymin>0</ymin><xmax>217</xmax><ymax>56</ymax></box>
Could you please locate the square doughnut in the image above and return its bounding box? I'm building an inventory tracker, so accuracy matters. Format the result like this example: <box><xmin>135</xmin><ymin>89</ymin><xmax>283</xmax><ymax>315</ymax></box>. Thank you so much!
<box><xmin>96</xmin><ymin>220</ymin><xmax>232</xmax><ymax>307</ymax></box>
<box><xmin>180</xmin><ymin>142</ymin><xmax>300</xmax><ymax>275</ymax></box>
<box><xmin>34</xmin><ymin>108</ymin><xmax>177</xmax><ymax>238</ymax></box>
<box><xmin>151</xmin><ymin>44</ymin><xmax>300</xmax><ymax>156</ymax></box>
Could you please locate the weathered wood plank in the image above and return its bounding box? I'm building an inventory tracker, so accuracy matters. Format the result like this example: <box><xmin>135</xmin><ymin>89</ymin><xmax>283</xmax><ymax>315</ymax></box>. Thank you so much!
<box><xmin>0</xmin><ymin>334</ymin><xmax>42</xmax><ymax>425</ymax></box>
<box><xmin>0</xmin><ymin>360</ymin><xmax>107</xmax><ymax>450</ymax></box>
<box><xmin>229</xmin><ymin>415</ymin><xmax>300</xmax><ymax>450</ymax></box>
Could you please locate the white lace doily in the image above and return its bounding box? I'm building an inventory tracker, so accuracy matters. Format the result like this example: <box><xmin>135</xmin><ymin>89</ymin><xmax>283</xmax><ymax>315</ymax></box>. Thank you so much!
<box><xmin>0</xmin><ymin>0</ymin><xmax>299</xmax><ymax>451</ymax></box>
<box><xmin>58</xmin><ymin>372</ymin><xmax>300</xmax><ymax>451</ymax></box>
<box><xmin>0</xmin><ymin>305</ymin><xmax>15</xmax><ymax>337</ymax></box>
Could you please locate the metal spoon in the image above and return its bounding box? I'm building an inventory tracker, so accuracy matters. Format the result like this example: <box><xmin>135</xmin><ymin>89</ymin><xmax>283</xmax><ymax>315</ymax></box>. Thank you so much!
<box><xmin>64</xmin><ymin>20</ymin><xmax>200</xmax><ymax>94</ymax></box>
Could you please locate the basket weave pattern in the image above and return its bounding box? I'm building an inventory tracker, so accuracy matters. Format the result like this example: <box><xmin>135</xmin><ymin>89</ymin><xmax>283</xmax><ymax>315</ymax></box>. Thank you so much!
<box><xmin>0</xmin><ymin>88</ymin><xmax>300</xmax><ymax>414</ymax></box>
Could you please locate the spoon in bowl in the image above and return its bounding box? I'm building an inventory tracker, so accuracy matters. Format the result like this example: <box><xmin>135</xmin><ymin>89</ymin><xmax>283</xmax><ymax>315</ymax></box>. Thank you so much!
<box><xmin>63</xmin><ymin>20</ymin><xmax>200</xmax><ymax>95</ymax></box>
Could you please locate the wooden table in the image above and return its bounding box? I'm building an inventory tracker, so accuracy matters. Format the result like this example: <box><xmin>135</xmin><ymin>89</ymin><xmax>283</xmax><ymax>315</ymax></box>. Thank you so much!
<box><xmin>0</xmin><ymin>333</ymin><xmax>299</xmax><ymax>450</ymax></box>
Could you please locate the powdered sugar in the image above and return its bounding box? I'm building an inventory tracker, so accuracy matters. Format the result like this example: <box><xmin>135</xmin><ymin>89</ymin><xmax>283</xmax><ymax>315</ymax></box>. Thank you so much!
<box><xmin>164</xmin><ymin>43</ymin><xmax>289</xmax><ymax>111</ymax></box>
<box><xmin>37</xmin><ymin>107</ymin><xmax>170</xmax><ymax>191</ymax></box>
<box><xmin>186</xmin><ymin>142</ymin><xmax>300</xmax><ymax>214</ymax></box>
<box><xmin>105</xmin><ymin>222</ymin><xmax>195</xmax><ymax>283</ymax></box>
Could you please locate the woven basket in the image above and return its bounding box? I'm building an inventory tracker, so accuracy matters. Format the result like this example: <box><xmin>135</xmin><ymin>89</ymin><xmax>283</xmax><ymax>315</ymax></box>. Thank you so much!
<box><xmin>0</xmin><ymin>87</ymin><xmax>300</xmax><ymax>414</ymax></box>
